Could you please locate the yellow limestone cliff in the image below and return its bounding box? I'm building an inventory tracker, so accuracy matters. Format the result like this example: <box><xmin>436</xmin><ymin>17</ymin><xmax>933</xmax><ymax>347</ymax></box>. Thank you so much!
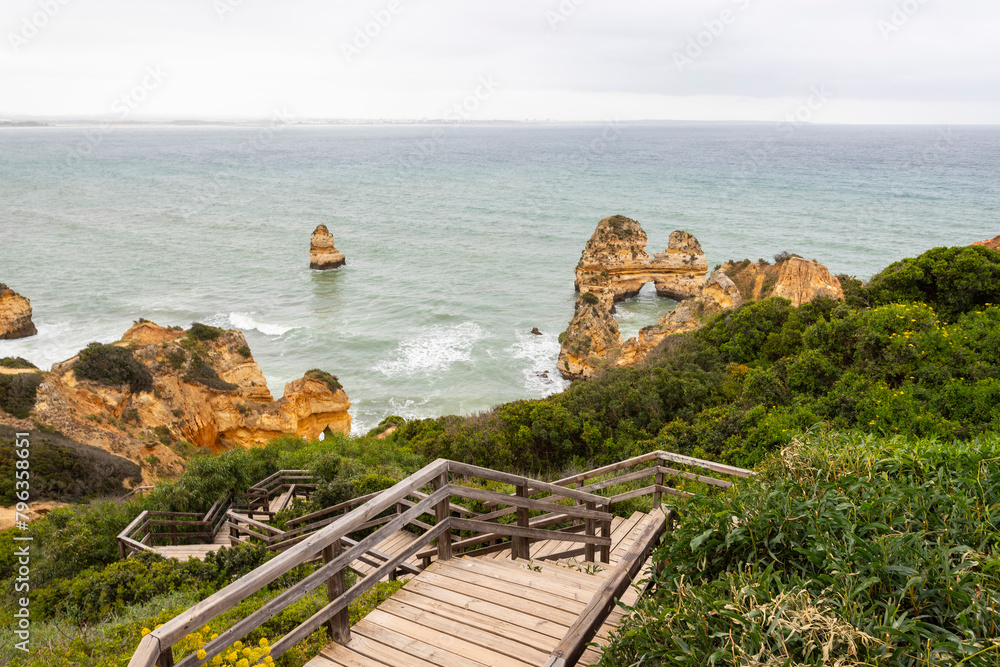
<box><xmin>310</xmin><ymin>223</ymin><xmax>346</xmax><ymax>270</ymax></box>
<box><xmin>30</xmin><ymin>321</ymin><xmax>352</xmax><ymax>480</ymax></box>
<box><xmin>558</xmin><ymin>218</ymin><xmax>844</xmax><ymax>380</ymax></box>
<box><xmin>0</xmin><ymin>283</ymin><xmax>37</xmax><ymax>340</ymax></box>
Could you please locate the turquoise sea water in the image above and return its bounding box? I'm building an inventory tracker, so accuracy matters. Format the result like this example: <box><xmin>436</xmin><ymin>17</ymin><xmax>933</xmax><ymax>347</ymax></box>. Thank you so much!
<box><xmin>0</xmin><ymin>124</ymin><xmax>998</xmax><ymax>432</ymax></box>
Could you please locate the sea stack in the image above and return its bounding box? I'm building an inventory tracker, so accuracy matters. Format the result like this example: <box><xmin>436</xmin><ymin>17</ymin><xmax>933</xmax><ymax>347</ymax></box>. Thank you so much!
<box><xmin>0</xmin><ymin>283</ymin><xmax>38</xmax><ymax>339</ymax></box>
<box><xmin>309</xmin><ymin>224</ymin><xmax>346</xmax><ymax>270</ymax></box>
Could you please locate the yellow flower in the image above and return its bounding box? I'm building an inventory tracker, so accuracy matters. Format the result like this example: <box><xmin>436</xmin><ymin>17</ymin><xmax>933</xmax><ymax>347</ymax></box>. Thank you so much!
<box><xmin>197</xmin><ymin>650</ymin><xmax>207</xmax><ymax>660</ymax></box>
<box><xmin>202</xmin><ymin>626</ymin><xmax>211</xmax><ymax>634</ymax></box>
<box><xmin>234</xmin><ymin>641</ymin><xmax>243</xmax><ymax>650</ymax></box>
<box><xmin>237</xmin><ymin>660</ymin><xmax>249</xmax><ymax>667</ymax></box>
<box><xmin>258</xmin><ymin>638</ymin><xmax>269</xmax><ymax>648</ymax></box>
<box><xmin>141</xmin><ymin>628</ymin><xmax>151</xmax><ymax>637</ymax></box>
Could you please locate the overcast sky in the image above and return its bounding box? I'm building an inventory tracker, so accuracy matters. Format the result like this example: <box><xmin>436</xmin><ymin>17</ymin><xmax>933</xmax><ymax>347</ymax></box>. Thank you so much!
<box><xmin>2</xmin><ymin>0</ymin><xmax>998</xmax><ymax>123</ymax></box>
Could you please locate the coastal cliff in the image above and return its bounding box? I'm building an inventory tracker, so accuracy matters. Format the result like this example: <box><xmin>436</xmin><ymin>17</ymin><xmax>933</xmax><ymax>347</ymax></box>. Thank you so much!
<box><xmin>20</xmin><ymin>321</ymin><xmax>352</xmax><ymax>481</ymax></box>
<box><xmin>310</xmin><ymin>223</ymin><xmax>346</xmax><ymax>270</ymax></box>
<box><xmin>974</xmin><ymin>234</ymin><xmax>1000</xmax><ymax>252</ymax></box>
<box><xmin>0</xmin><ymin>283</ymin><xmax>37</xmax><ymax>339</ymax></box>
<box><xmin>558</xmin><ymin>218</ymin><xmax>843</xmax><ymax>380</ymax></box>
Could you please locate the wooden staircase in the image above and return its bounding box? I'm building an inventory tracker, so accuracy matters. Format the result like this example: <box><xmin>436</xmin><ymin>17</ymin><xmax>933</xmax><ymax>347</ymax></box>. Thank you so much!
<box><xmin>126</xmin><ymin>452</ymin><xmax>752</xmax><ymax>667</ymax></box>
<box><xmin>308</xmin><ymin>512</ymin><xmax>661</xmax><ymax>667</ymax></box>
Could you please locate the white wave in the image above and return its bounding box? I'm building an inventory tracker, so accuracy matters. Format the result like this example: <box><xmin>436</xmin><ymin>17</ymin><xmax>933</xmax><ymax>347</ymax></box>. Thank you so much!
<box><xmin>508</xmin><ymin>329</ymin><xmax>569</xmax><ymax>396</ymax></box>
<box><xmin>226</xmin><ymin>312</ymin><xmax>294</xmax><ymax>336</ymax></box>
<box><xmin>374</xmin><ymin>322</ymin><xmax>487</xmax><ymax>377</ymax></box>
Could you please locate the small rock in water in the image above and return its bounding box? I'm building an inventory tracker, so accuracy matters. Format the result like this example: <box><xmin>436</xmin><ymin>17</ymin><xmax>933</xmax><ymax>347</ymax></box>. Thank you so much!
<box><xmin>530</xmin><ymin>327</ymin><xmax>543</xmax><ymax>336</ymax></box>
<box><xmin>310</xmin><ymin>223</ymin><xmax>346</xmax><ymax>270</ymax></box>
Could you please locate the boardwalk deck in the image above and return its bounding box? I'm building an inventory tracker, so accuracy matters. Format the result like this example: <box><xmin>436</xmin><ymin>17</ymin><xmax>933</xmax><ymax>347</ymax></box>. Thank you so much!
<box><xmin>306</xmin><ymin>511</ymin><xmax>660</xmax><ymax>667</ymax></box>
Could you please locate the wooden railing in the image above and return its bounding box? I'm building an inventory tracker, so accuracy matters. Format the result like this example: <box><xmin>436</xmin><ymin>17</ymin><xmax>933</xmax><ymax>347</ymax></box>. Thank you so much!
<box><xmin>544</xmin><ymin>509</ymin><xmax>676</xmax><ymax>667</ymax></box>
<box><xmin>127</xmin><ymin>458</ymin><xmax>613</xmax><ymax>667</ymax></box>
<box><xmin>117</xmin><ymin>470</ymin><xmax>314</xmax><ymax>560</ymax></box>
<box><xmin>117</xmin><ymin>510</ymin><xmax>215</xmax><ymax>559</ymax></box>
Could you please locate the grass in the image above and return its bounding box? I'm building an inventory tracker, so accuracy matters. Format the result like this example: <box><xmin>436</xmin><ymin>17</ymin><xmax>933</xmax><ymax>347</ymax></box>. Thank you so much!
<box><xmin>600</xmin><ymin>431</ymin><xmax>1000</xmax><ymax>666</ymax></box>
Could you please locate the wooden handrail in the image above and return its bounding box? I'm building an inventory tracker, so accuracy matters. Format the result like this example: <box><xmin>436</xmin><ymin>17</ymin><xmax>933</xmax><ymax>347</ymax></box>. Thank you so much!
<box><xmin>544</xmin><ymin>509</ymin><xmax>672</xmax><ymax>667</ymax></box>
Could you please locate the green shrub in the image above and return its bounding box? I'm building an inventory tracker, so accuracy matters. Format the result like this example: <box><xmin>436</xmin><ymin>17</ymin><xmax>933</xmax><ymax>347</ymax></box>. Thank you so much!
<box><xmin>0</xmin><ymin>372</ymin><xmax>42</xmax><ymax>418</ymax></box>
<box><xmin>601</xmin><ymin>432</ymin><xmax>1000</xmax><ymax>667</ymax></box>
<box><xmin>305</xmin><ymin>368</ymin><xmax>343</xmax><ymax>392</ymax></box>
<box><xmin>237</xmin><ymin>345</ymin><xmax>252</xmax><ymax>358</ymax></box>
<box><xmin>581</xmin><ymin>292</ymin><xmax>600</xmax><ymax>305</ymax></box>
<box><xmin>0</xmin><ymin>357</ymin><xmax>37</xmax><ymax>369</ymax></box>
<box><xmin>184</xmin><ymin>355</ymin><xmax>238</xmax><ymax>391</ymax></box>
<box><xmin>862</xmin><ymin>245</ymin><xmax>1000</xmax><ymax>321</ymax></box>
<box><xmin>75</xmin><ymin>343</ymin><xmax>154</xmax><ymax>393</ymax></box>
<box><xmin>187</xmin><ymin>322</ymin><xmax>224</xmax><ymax>341</ymax></box>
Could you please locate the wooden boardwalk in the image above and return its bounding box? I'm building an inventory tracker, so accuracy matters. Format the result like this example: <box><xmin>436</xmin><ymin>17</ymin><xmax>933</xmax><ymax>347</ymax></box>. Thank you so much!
<box><xmin>306</xmin><ymin>512</ymin><xmax>658</xmax><ymax>667</ymax></box>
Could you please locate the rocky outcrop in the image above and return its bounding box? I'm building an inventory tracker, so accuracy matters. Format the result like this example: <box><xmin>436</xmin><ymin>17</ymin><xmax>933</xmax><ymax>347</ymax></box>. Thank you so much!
<box><xmin>720</xmin><ymin>257</ymin><xmax>844</xmax><ymax>307</ymax></box>
<box><xmin>558</xmin><ymin>218</ymin><xmax>844</xmax><ymax>380</ymax></box>
<box><xmin>574</xmin><ymin>216</ymin><xmax>708</xmax><ymax>302</ymax></box>
<box><xmin>0</xmin><ymin>284</ymin><xmax>37</xmax><ymax>339</ymax></box>
<box><xmin>30</xmin><ymin>321</ymin><xmax>352</xmax><ymax>481</ymax></box>
<box><xmin>310</xmin><ymin>224</ymin><xmax>346</xmax><ymax>270</ymax></box>
<box><xmin>974</xmin><ymin>234</ymin><xmax>1000</xmax><ymax>252</ymax></box>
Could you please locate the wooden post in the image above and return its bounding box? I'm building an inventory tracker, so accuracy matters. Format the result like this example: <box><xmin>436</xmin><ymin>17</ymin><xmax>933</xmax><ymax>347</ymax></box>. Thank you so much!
<box><xmin>118</xmin><ymin>539</ymin><xmax>126</xmax><ymax>560</ymax></box>
<box><xmin>323</xmin><ymin>540</ymin><xmax>350</xmax><ymax>644</ymax></box>
<box><xmin>514</xmin><ymin>484</ymin><xmax>530</xmax><ymax>560</ymax></box>
<box><xmin>576</xmin><ymin>480</ymin><xmax>586</xmax><ymax>527</ymax></box>
<box><xmin>584</xmin><ymin>501</ymin><xmax>596</xmax><ymax>563</ymax></box>
<box><xmin>600</xmin><ymin>503</ymin><xmax>611</xmax><ymax>564</ymax></box>
<box><xmin>170</xmin><ymin>523</ymin><xmax>178</xmax><ymax>546</ymax></box>
<box><xmin>653</xmin><ymin>469</ymin><xmax>664</xmax><ymax>508</ymax></box>
<box><xmin>155</xmin><ymin>648</ymin><xmax>174</xmax><ymax>667</ymax></box>
<box><xmin>433</xmin><ymin>473</ymin><xmax>452</xmax><ymax>561</ymax></box>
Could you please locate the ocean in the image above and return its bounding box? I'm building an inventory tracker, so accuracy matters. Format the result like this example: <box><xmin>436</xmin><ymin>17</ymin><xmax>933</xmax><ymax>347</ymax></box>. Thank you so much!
<box><xmin>1</xmin><ymin>123</ymin><xmax>998</xmax><ymax>432</ymax></box>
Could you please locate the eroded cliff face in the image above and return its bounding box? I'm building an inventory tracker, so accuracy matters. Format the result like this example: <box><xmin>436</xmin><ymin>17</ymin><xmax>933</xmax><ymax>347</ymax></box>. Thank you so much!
<box><xmin>0</xmin><ymin>284</ymin><xmax>37</xmax><ymax>340</ymax></box>
<box><xmin>558</xmin><ymin>218</ymin><xmax>843</xmax><ymax>380</ymax></box>
<box><xmin>30</xmin><ymin>321</ymin><xmax>352</xmax><ymax>481</ymax></box>
<box><xmin>310</xmin><ymin>224</ymin><xmax>346</xmax><ymax>270</ymax></box>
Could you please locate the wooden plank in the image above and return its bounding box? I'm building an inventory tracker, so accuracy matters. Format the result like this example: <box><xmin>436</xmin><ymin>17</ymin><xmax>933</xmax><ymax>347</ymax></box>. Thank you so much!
<box><xmin>368</xmin><ymin>605</ymin><xmax>539</xmax><ymax>667</ymax></box>
<box><xmin>402</xmin><ymin>578</ymin><xmax>571</xmax><ymax>639</ymax></box>
<box><xmin>316</xmin><ymin>644</ymin><xmax>384</xmax><ymax>667</ymax></box>
<box><xmin>658</xmin><ymin>465</ymin><xmax>732</xmax><ymax>488</ymax></box>
<box><xmin>450</xmin><ymin>518</ymin><xmax>611</xmax><ymax>547</ymax></box>
<box><xmin>414</xmin><ymin>569</ymin><xmax>582</xmax><ymax>627</ymax></box>
<box><xmin>352</xmin><ymin>622</ymin><xmax>491</xmax><ymax>667</ymax></box>
<box><xmin>445</xmin><ymin>558</ymin><xmax>600</xmax><ymax>604</ymax></box>
<box><xmin>391</xmin><ymin>588</ymin><xmax>561</xmax><ymax>652</ymax></box>
<box><xmin>337</xmin><ymin>632</ymin><xmax>439</xmax><ymax>667</ymax></box>
<box><xmin>551</xmin><ymin>451</ymin><xmax>662</xmax><ymax>487</ymax></box>
<box><xmin>543</xmin><ymin>510</ymin><xmax>669</xmax><ymax>667</ymax></box>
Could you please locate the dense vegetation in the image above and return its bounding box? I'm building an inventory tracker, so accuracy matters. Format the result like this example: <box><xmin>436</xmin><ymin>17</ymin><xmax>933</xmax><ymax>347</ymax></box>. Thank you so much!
<box><xmin>389</xmin><ymin>245</ymin><xmax>1000</xmax><ymax>473</ymax></box>
<box><xmin>0</xmin><ymin>425</ymin><xmax>141</xmax><ymax>504</ymax></box>
<box><xmin>75</xmin><ymin>342</ymin><xmax>154</xmax><ymax>393</ymax></box>
<box><xmin>0</xmin><ymin>371</ymin><xmax>42</xmax><ymax>418</ymax></box>
<box><xmin>600</xmin><ymin>432</ymin><xmax>1000</xmax><ymax>666</ymax></box>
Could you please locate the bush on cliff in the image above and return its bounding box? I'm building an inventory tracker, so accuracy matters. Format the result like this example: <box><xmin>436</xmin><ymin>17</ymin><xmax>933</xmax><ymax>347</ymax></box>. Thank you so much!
<box><xmin>0</xmin><ymin>356</ymin><xmax>37</xmax><ymax>369</ymax></box>
<box><xmin>0</xmin><ymin>425</ymin><xmax>141</xmax><ymax>504</ymax></box>
<box><xmin>305</xmin><ymin>368</ymin><xmax>343</xmax><ymax>392</ymax></box>
<box><xmin>183</xmin><ymin>354</ymin><xmax>238</xmax><ymax>391</ymax></box>
<box><xmin>0</xmin><ymin>371</ymin><xmax>42</xmax><ymax>418</ymax></box>
<box><xmin>599</xmin><ymin>432</ymin><xmax>1000</xmax><ymax>667</ymax></box>
<box><xmin>187</xmin><ymin>322</ymin><xmax>224</xmax><ymax>341</ymax></box>
<box><xmin>856</xmin><ymin>244</ymin><xmax>1000</xmax><ymax>320</ymax></box>
<box><xmin>75</xmin><ymin>342</ymin><xmax>154</xmax><ymax>393</ymax></box>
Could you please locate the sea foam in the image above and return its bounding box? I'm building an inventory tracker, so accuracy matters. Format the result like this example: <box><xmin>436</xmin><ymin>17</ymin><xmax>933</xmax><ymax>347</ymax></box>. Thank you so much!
<box><xmin>374</xmin><ymin>322</ymin><xmax>487</xmax><ymax>377</ymax></box>
<box><xmin>226</xmin><ymin>312</ymin><xmax>295</xmax><ymax>337</ymax></box>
